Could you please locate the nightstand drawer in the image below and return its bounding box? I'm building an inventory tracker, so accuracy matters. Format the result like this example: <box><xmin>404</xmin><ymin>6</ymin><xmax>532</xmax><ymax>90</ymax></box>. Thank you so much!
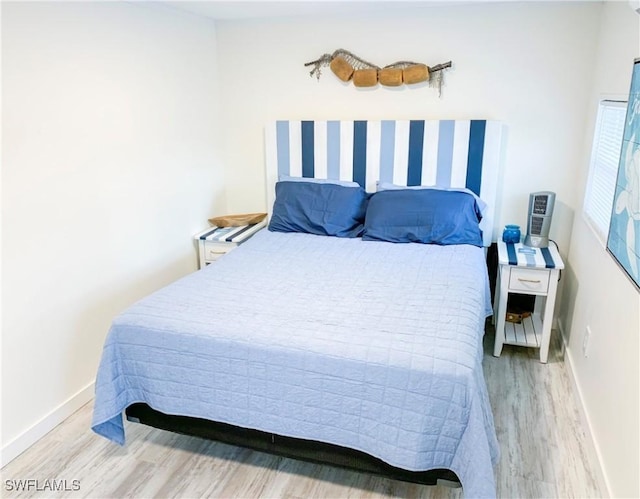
<box><xmin>508</xmin><ymin>268</ymin><xmax>550</xmax><ymax>294</ymax></box>
<box><xmin>203</xmin><ymin>242</ymin><xmax>235</xmax><ymax>263</ymax></box>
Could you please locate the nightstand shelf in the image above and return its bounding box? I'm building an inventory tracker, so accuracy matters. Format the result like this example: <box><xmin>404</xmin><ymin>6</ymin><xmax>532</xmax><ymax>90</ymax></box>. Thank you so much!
<box><xmin>493</xmin><ymin>240</ymin><xmax>564</xmax><ymax>363</ymax></box>
<box><xmin>503</xmin><ymin>313</ymin><xmax>542</xmax><ymax>347</ymax></box>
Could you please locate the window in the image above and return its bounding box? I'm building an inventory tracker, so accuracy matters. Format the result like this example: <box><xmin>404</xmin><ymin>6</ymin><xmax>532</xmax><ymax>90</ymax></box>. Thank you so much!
<box><xmin>583</xmin><ymin>100</ymin><xmax>627</xmax><ymax>244</ymax></box>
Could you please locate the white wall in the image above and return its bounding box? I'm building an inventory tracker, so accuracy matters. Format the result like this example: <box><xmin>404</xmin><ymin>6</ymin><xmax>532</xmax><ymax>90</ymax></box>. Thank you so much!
<box><xmin>216</xmin><ymin>1</ymin><xmax>600</xmax><ymax>255</ymax></box>
<box><xmin>1</xmin><ymin>1</ymin><xmax>224</xmax><ymax>463</ymax></box>
<box><xmin>561</xmin><ymin>2</ymin><xmax>640</xmax><ymax>497</ymax></box>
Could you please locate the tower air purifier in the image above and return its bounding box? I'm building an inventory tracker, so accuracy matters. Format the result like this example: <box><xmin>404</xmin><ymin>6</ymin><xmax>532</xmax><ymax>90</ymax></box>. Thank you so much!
<box><xmin>524</xmin><ymin>191</ymin><xmax>556</xmax><ymax>248</ymax></box>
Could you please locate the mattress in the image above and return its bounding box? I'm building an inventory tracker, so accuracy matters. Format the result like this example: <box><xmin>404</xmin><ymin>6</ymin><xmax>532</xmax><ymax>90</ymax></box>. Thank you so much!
<box><xmin>92</xmin><ymin>230</ymin><xmax>499</xmax><ymax>497</ymax></box>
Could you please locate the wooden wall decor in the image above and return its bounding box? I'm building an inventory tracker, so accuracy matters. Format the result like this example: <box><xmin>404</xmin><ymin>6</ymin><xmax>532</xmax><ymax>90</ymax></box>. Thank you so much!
<box><xmin>304</xmin><ymin>49</ymin><xmax>452</xmax><ymax>96</ymax></box>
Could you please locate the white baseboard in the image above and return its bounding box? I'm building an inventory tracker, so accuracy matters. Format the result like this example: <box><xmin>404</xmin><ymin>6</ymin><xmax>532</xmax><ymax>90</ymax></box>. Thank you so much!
<box><xmin>558</xmin><ymin>321</ymin><xmax>612</xmax><ymax>497</ymax></box>
<box><xmin>0</xmin><ymin>381</ymin><xmax>95</xmax><ymax>468</ymax></box>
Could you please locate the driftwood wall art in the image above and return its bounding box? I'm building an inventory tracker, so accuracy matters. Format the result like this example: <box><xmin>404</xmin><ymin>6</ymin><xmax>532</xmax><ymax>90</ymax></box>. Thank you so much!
<box><xmin>304</xmin><ymin>49</ymin><xmax>452</xmax><ymax>96</ymax></box>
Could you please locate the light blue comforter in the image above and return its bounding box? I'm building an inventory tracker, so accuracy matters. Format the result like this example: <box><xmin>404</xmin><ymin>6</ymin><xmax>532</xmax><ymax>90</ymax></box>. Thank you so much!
<box><xmin>92</xmin><ymin>230</ymin><xmax>499</xmax><ymax>497</ymax></box>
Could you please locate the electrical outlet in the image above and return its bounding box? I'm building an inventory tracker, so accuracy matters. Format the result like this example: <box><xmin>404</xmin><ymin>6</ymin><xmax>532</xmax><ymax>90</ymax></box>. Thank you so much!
<box><xmin>583</xmin><ymin>326</ymin><xmax>592</xmax><ymax>358</ymax></box>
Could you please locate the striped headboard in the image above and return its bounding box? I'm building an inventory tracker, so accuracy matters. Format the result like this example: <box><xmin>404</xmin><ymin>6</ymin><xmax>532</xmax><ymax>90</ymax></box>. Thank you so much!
<box><xmin>265</xmin><ymin>120</ymin><xmax>503</xmax><ymax>246</ymax></box>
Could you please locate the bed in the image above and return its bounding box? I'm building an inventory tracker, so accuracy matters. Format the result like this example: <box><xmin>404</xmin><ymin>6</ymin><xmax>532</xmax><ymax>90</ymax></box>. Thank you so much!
<box><xmin>92</xmin><ymin>119</ymin><xmax>503</xmax><ymax>498</ymax></box>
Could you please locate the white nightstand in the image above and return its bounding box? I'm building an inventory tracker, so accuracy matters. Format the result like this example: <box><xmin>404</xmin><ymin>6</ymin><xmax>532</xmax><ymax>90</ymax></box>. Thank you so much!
<box><xmin>194</xmin><ymin>220</ymin><xmax>267</xmax><ymax>269</ymax></box>
<box><xmin>493</xmin><ymin>240</ymin><xmax>564</xmax><ymax>363</ymax></box>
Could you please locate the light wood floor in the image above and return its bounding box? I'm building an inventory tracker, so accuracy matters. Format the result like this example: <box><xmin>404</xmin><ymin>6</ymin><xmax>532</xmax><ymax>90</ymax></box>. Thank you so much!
<box><xmin>2</xmin><ymin>328</ymin><xmax>605</xmax><ymax>498</ymax></box>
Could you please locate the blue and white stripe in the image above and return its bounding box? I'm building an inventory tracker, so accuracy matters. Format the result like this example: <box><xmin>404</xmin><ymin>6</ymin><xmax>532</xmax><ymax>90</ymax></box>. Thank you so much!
<box><xmin>265</xmin><ymin>120</ymin><xmax>503</xmax><ymax>246</ymax></box>
<box><xmin>503</xmin><ymin>242</ymin><xmax>564</xmax><ymax>269</ymax></box>
<box><xmin>197</xmin><ymin>223</ymin><xmax>266</xmax><ymax>243</ymax></box>
<box><xmin>270</xmin><ymin>120</ymin><xmax>500</xmax><ymax>194</ymax></box>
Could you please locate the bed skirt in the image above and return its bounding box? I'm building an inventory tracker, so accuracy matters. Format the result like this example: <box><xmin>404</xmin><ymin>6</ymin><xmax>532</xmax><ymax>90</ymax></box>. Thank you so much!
<box><xmin>125</xmin><ymin>403</ymin><xmax>461</xmax><ymax>487</ymax></box>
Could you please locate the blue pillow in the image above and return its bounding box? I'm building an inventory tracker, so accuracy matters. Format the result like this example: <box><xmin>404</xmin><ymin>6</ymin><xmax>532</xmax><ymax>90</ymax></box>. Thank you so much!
<box><xmin>279</xmin><ymin>174</ymin><xmax>360</xmax><ymax>187</ymax></box>
<box><xmin>269</xmin><ymin>181</ymin><xmax>368</xmax><ymax>237</ymax></box>
<box><xmin>362</xmin><ymin>189</ymin><xmax>483</xmax><ymax>246</ymax></box>
<box><xmin>376</xmin><ymin>182</ymin><xmax>488</xmax><ymax>218</ymax></box>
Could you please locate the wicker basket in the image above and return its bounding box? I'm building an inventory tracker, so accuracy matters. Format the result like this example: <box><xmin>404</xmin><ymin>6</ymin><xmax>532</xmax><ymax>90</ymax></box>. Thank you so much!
<box><xmin>403</xmin><ymin>64</ymin><xmax>430</xmax><ymax>84</ymax></box>
<box><xmin>329</xmin><ymin>56</ymin><xmax>354</xmax><ymax>82</ymax></box>
<box><xmin>378</xmin><ymin>68</ymin><xmax>403</xmax><ymax>87</ymax></box>
<box><xmin>352</xmin><ymin>69</ymin><xmax>378</xmax><ymax>87</ymax></box>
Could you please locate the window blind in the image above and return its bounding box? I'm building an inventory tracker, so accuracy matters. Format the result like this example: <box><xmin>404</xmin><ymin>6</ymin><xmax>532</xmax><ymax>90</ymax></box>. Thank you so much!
<box><xmin>583</xmin><ymin>100</ymin><xmax>627</xmax><ymax>244</ymax></box>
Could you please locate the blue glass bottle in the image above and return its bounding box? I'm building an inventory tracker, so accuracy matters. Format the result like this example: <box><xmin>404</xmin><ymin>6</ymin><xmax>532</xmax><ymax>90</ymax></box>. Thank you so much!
<box><xmin>502</xmin><ymin>224</ymin><xmax>521</xmax><ymax>244</ymax></box>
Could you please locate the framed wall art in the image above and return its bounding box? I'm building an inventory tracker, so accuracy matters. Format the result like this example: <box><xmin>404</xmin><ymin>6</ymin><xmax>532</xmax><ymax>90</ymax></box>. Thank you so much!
<box><xmin>607</xmin><ymin>57</ymin><xmax>640</xmax><ymax>290</ymax></box>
